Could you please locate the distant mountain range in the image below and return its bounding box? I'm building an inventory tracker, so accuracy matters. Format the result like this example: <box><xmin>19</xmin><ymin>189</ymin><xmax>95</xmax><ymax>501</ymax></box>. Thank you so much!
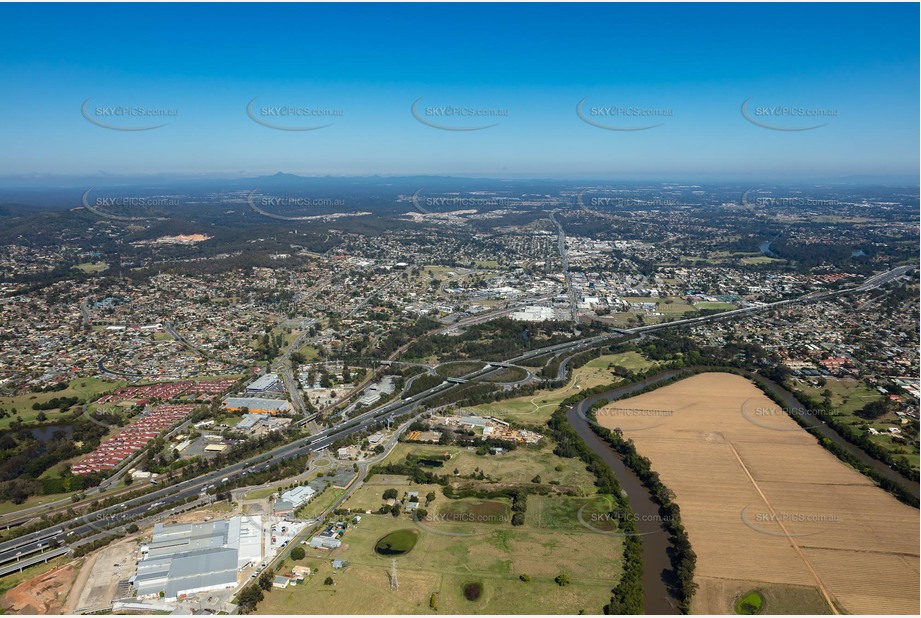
<box><xmin>0</xmin><ymin>171</ymin><xmax>916</xmax><ymax>190</ymax></box>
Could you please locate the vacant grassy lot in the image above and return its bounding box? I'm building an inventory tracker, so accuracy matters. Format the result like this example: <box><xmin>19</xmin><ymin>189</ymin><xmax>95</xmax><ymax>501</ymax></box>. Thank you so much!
<box><xmin>296</xmin><ymin>488</ymin><xmax>346</xmax><ymax>520</ymax></box>
<box><xmin>245</xmin><ymin>486</ymin><xmax>281</xmax><ymax>501</ymax></box>
<box><xmin>589</xmin><ymin>351</ymin><xmax>656</xmax><ymax>373</ymax></box>
<box><xmin>596</xmin><ymin>372</ymin><xmax>920</xmax><ymax>615</ymax></box>
<box><xmin>436</xmin><ymin>497</ymin><xmax>511</xmax><ymax>525</ymax></box>
<box><xmin>0</xmin><ymin>377</ymin><xmax>124</xmax><ymax>429</ymax></box>
<box><xmin>693</xmin><ymin>301</ymin><xmax>736</xmax><ymax>311</ymax></box>
<box><xmin>798</xmin><ymin>377</ymin><xmax>882</xmax><ymax>416</ymax></box>
<box><xmin>740</xmin><ymin>256</ymin><xmax>785</xmax><ymax>265</ymax></box>
<box><xmin>341</xmin><ymin>480</ymin><xmax>444</xmax><ymax>514</ymax></box>
<box><xmin>74</xmin><ymin>261</ymin><xmax>108</xmax><ymax>273</ymax></box>
<box><xmin>436</xmin><ymin>361</ymin><xmax>486</xmax><ymax>378</ymax></box>
<box><xmin>377</xmin><ymin>443</ymin><xmax>595</xmax><ymax>493</ymax></box>
<box><xmin>295</xmin><ymin>344</ymin><xmax>321</xmax><ymax>361</ymax></box>
<box><xmin>525</xmin><ymin>494</ymin><xmax>619</xmax><ymax>532</ymax></box>
<box><xmin>621</xmin><ymin>297</ymin><xmax>698</xmax><ymax>315</ymax></box>
<box><xmin>256</xmin><ymin>508</ymin><xmax>622</xmax><ymax>615</ymax></box>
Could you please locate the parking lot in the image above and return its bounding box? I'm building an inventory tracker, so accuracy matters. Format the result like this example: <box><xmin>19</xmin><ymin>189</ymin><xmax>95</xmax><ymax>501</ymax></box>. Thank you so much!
<box><xmin>69</xmin><ymin>539</ymin><xmax>138</xmax><ymax>612</ymax></box>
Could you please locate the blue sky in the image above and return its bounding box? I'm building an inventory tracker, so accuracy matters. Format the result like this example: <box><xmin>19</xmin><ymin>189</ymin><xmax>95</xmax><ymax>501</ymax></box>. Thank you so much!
<box><xmin>0</xmin><ymin>2</ymin><xmax>917</xmax><ymax>180</ymax></box>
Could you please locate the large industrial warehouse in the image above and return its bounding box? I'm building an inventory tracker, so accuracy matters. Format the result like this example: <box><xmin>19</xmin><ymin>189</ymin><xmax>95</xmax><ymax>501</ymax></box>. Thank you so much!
<box><xmin>133</xmin><ymin>516</ymin><xmax>263</xmax><ymax>601</ymax></box>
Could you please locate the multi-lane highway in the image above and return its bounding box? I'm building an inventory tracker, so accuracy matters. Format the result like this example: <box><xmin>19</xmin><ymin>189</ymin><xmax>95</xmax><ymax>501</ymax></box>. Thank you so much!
<box><xmin>550</xmin><ymin>211</ymin><xmax>578</xmax><ymax>322</ymax></box>
<box><xmin>272</xmin><ymin>320</ymin><xmax>318</xmax><ymax>420</ymax></box>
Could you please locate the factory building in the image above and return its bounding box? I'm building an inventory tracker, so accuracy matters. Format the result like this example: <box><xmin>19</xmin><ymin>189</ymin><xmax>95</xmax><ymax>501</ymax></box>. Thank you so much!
<box><xmin>281</xmin><ymin>485</ymin><xmax>316</xmax><ymax>508</ymax></box>
<box><xmin>134</xmin><ymin>516</ymin><xmax>262</xmax><ymax>601</ymax></box>
<box><xmin>221</xmin><ymin>397</ymin><xmax>293</xmax><ymax>415</ymax></box>
<box><xmin>245</xmin><ymin>373</ymin><xmax>283</xmax><ymax>393</ymax></box>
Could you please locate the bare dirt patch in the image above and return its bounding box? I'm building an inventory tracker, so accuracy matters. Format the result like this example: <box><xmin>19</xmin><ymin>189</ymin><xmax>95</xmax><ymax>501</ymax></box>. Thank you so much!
<box><xmin>1</xmin><ymin>562</ymin><xmax>77</xmax><ymax>614</ymax></box>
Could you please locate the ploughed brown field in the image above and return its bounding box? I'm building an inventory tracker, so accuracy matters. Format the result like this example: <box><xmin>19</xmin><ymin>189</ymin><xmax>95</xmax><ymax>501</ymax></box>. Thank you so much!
<box><xmin>596</xmin><ymin>372</ymin><xmax>920</xmax><ymax>615</ymax></box>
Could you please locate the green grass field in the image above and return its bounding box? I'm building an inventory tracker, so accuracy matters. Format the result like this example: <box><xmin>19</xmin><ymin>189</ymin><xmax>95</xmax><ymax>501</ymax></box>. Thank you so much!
<box><xmin>256</xmin><ymin>508</ymin><xmax>622</xmax><ymax>615</ymax></box>
<box><xmin>74</xmin><ymin>261</ymin><xmax>108</xmax><ymax>273</ymax></box>
<box><xmin>245</xmin><ymin>486</ymin><xmax>281</xmax><ymax>501</ymax></box>
<box><xmin>694</xmin><ymin>301</ymin><xmax>737</xmax><ymax>311</ymax></box>
<box><xmin>525</xmin><ymin>494</ymin><xmax>618</xmax><ymax>531</ymax></box>
<box><xmin>735</xmin><ymin>590</ymin><xmax>764</xmax><ymax>614</ymax></box>
<box><xmin>256</xmin><ymin>426</ymin><xmax>625</xmax><ymax>615</ymax></box>
<box><xmin>295</xmin><ymin>344</ymin><xmax>321</xmax><ymax>361</ymax></box>
<box><xmin>472</xmin><ymin>351</ymin><xmax>655</xmax><ymax>424</ymax></box>
<box><xmin>342</xmin><ymin>481</ymin><xmax>443</xmax><ymax>514</ymax></box>
<box><xmin>0</xmin><ymin>377</ymin><xmax>124</xmax><ymax>429</ymax></box>
<box><xmin>591</xmin><ymin>351</ymin><xmax>656</xmax><ymax>372</ymax></box>
<box><xmin>740</xmin><ymin>256</ymin><xmax>785</xmax><ymax>265</ymax></box>
<box><xmin>797</xmin><ymin>378</ymin><xmax>918</xmax><ymax>468</ymax></box>
<box><xmin>436</xmin><ymin>361</ymin><xmax>486</xmax><ymax>378</ymax></box>
<box><xmin>620</xmin><ymin>297</ymin><xmax>697</xmax><ymax>315</ymax></box>
<box><xmin>296</xmin><ymin>488</ymin><xmax>346</xmax><ymax>520</ymax></box>
<box><xmin>376</xmin><ymin>443</ymin><xmax>595</xmax><ymax>493</ymax></box>
<box><xmin>605</xmin><ymin>298</ymin><xmax>701</xmax><ymax>327</ymax></box>
<box><xmin>436</xmin><ymin>498</ymin><xmax>510</xmax><ymax>525</ymax></box>
<box><xmin>799</xmin><ymin>378</ymin><xmax>881</xmax><ymax>416</ymax></box>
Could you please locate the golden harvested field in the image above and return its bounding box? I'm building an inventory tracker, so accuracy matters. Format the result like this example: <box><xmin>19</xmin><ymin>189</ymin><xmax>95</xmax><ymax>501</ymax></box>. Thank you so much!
<box><xmin>596</xmin><ymin>372</ymin><xmax>920</xmax><ymax>615</ymax></box>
